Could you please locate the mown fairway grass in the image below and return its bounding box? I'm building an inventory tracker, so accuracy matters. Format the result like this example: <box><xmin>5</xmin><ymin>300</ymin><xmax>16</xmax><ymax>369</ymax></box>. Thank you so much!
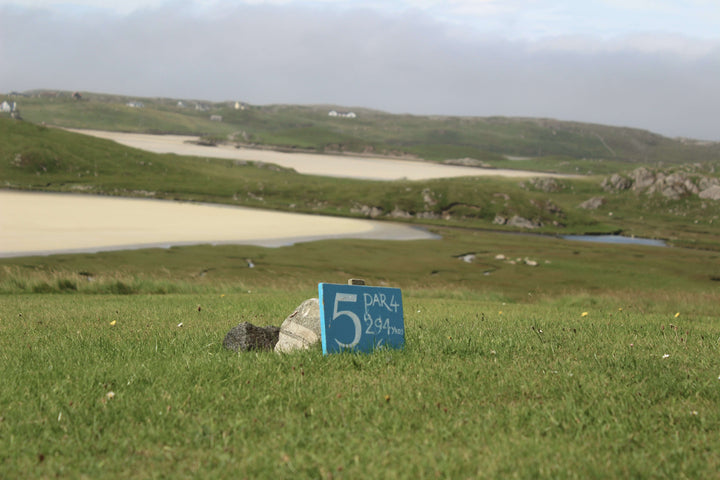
<box><xmin>1</xmin><ymin>289</ymin><xmax>718</xmax><ymax>479</ymax></box>
<box><xmin>1</xmin><ymin>230</ymin><xmax>720</xmax><ymax>478</ymax></box>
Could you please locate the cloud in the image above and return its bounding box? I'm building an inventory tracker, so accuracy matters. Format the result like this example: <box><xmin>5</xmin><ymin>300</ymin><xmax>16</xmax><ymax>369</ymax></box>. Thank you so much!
<box><xmin>1</xmin><ymin>1</ymin><xmax>719</xmax><ymax>140</ymax></box>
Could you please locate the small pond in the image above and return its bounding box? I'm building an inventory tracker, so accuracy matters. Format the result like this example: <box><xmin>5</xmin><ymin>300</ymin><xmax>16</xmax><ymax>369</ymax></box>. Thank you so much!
<box><xmin>561</xmin><ymin>235</ymin><xmax>667</xmax><ymax>247</ymax></box>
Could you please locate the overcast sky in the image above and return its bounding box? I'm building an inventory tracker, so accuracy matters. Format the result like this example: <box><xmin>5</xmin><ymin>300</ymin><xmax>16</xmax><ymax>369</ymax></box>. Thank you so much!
<box><xmin>1</xmin><ymin>0</ymin><xmax>719</xmax><ymax>140</ymax></box>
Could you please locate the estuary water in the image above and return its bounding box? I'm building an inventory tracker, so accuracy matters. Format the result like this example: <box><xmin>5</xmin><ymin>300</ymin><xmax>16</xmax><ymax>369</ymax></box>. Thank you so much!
<box><xmin>562</xmin><ymin>235</ymin><xmax>667</xmax><ymax>247</ymax></box>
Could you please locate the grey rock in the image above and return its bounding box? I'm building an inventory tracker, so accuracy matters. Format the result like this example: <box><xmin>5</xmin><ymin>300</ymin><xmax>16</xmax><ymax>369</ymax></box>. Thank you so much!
<box><xmin>223</xmin><ymin>322</ymin><xmax>280</xmax><ymax>352</ymax></box>
<box><xmin>698</xmin><ymin>177</ymin><xmax>720</xmax><ymax>191</ymax></box>
<box><xmin>457</xmin><ymin>253</ymin><xmax>476</xmax><ymax>263</ymax></box>
<box><xmin>422</xmin><ymin>188</ymin><xmax>437</xmax><ymax>207</ymax></box>
<box><xmin>507</xmin><ymin>215</ymin><xmax>542</xmax><ymax>229</ymax></box>
<box><xmin>351</xmin><ymin>205</ymin><xmax>384</xmax><ymax>218</ymax></box>
<box><xmin>699</xmin><ymin>185</ymin><xmax>720</xmax><ymax>201</ymax></box>
<box><xmin>275</xmin><ymin>298</ymin><xmax>321</xmax><ymax>353</ymax></box>
<box><xmin>389</xmin><ymin>208</ymin><xmax>413</xmax><ymax>219</ymax></box>
<box><xmin>530</xmin><ymin>177</ymin><xmax>561</xmax><ymax>192</ymax></box>
<box><xmin>601</xmin><ymin>174</ymin><xmax>632</xmax><ymax>192</ymax></box>
<box><xmin>631</xmin><ymin>167</ymin><xmax>656</xmax><ymax>191</ymax></box>
<box><xmin>416</xmin><ymin>211</ymin><xmax>441</xmax><ymax>219</ymax></box>
<box><xmin>579</xmin><ymin>196</ymin><xmax>606</xmax><ymax>210</ymax></box>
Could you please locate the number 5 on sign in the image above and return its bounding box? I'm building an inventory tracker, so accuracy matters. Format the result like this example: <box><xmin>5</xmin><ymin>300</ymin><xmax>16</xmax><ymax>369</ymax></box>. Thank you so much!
<box><xmin>319</xmin><ymin>283</ymin><xmax>405</xmax><ymax>354</ymax></box>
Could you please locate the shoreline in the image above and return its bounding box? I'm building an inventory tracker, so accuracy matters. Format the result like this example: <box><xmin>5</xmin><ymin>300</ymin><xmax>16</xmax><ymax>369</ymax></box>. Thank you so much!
<box><xmin>0</xmin><ymin>191</ymin><xmax>438</xmax><ymax>258</ymax></box>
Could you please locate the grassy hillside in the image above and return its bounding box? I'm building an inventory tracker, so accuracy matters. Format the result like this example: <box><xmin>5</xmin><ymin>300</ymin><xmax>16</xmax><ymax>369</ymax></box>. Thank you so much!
<box><xmin>7</xmin><ymin>90</ymin><xmax>720</xmax><ymax>174</ymax></box>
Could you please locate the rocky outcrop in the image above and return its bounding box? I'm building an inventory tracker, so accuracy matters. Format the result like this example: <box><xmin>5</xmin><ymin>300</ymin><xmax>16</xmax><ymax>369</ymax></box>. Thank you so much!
<box><xmin>630</xmin><ymin>168</ymin><xmax>656</xmax><ymax>191</ymax></box>
<box><xmin>601</xmin><ymin>174</ymin><xmax>632</xmax><ymax>192</ymax></box>
<box><xmin>493</xmin><ymin>215</ymin><xmax>542</xmax><ymax>229</ymax></box>
<box><xmin>601</xmin><ymin>168</ymin><xmax>720</xmax><ymax>200</ymax></box>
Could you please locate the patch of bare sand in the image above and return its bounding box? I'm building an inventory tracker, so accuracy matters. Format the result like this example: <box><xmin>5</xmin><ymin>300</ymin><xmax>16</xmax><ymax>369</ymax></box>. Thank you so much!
<box><xmin>70</xmin><ymin>129</ymin><xmax>570</xmax><ymax>181</ymax></box>
<box><xmin>0</xmin><ymin>191</ymin><xmax>437</xmax><ymax>257</ymax></box>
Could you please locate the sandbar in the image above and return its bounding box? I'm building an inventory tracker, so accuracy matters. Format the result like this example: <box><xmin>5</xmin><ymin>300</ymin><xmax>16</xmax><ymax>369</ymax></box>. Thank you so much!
<box><xmin>0</xmin><ymin>191</ymin><xmax>437</xmax><ymax>257</ymax></box>
<box><xmin>70</xmin><ymin>129</ymin><xmax>570</xmax><ymax>181</ymax></box>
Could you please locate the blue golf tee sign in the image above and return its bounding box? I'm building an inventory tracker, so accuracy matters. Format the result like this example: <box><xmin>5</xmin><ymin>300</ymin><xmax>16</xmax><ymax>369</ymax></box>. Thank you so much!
<box><xmin>319</xmin><ymin>283</ymin><xmax>405</xmax><ymax>354</ymax></box>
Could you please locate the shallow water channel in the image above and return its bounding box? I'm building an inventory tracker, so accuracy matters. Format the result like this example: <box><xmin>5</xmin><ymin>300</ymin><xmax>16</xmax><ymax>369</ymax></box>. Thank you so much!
<box><xmin>561</xmin><ymin>235</ymin><xmax>667</xmax><ymax>247</ymax></box>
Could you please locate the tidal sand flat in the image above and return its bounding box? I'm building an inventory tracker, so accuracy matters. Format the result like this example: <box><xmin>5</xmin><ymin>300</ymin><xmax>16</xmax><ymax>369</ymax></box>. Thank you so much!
<box><xmin>0</xmin><ymin>191</ymin><xmax>437</xmax><ymax>257</ymax></box>
<box><xmin>70</xmin><ymin>129</ymin><xmax>568</xmax><ymax>181</ymax></box>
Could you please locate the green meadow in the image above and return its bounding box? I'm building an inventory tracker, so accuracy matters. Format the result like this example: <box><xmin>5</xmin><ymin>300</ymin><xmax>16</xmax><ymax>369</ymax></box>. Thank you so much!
<box><xmin>2</xmin><ymin>97</ymin><xmax>720</xmax><ymax>478</ymax></box>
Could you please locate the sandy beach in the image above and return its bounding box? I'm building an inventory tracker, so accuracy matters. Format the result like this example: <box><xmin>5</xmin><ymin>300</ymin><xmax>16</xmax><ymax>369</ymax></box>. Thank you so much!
<box><xmin>71</xmin><ymin>129</ymin><xmax>569</xmax><ymax>181</ymax></box>
<box><xmin>0</xmin><ymin>130</ymin><xmax>563</xmax><ymax>257</ymax></box>
<box><xmin>0</xmin><ymin>191</ymin><xmax>437</xmax><ymax>257</ymax></box>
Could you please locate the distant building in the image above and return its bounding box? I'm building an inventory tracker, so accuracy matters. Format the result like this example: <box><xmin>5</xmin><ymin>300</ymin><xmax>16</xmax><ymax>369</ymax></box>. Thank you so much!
<box><xmin>195</xmin><ymin>103</ymin><xmax>209</xmax><ymax>111</ymax></box>
<box><xmin>210</xmin><ymin>115</ymin><xmax>222</xmax><ymax>122</ymax></box>
<box><xmin>328</xmin><ymin>110</ymin><xmax>356</xmax><ymax>118</ymax></box>
<box><xmin>72</xmin><ymin>91</ymin><xmax>82</xmax><ymax>100</ymax></box>
<box><xmin>1</xmin><ymin>101</ymin><xmax>15</xmax><ymax>113</ymax></box>
<box><xmin>126</xmin><ymin>101</ymin><xmax>144</xmax><ymax>108</ymax></box>
<box><xmin>177</xmin><ymin>101</ymin><xmax>186</xmax><ymax>108</ymax></box>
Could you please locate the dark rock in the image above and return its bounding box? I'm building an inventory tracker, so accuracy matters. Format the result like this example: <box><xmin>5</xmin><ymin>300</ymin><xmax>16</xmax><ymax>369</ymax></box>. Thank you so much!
<box><xmin>223</xmin><ymin>322</ymin><xmax>280</xmax><ymax>352</ymax></box>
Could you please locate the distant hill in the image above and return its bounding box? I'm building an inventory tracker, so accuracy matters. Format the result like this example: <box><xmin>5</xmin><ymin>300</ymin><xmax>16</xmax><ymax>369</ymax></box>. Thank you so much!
<box><xmin>5</xmin><ymin>89</ymin><xmax>720</xmax><ymax>174</ymax></box>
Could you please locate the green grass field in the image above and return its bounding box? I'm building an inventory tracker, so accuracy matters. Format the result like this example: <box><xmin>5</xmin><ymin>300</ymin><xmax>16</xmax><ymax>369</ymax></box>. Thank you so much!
<box><xmin>1</xmin><ymin>228</ymin><xmax>720</xmax><ymax>478</ymax></box>
<box><xmin>2</xmin><ymin>101</ymin><xmax>720</xmax><ymax>478</ymax></box>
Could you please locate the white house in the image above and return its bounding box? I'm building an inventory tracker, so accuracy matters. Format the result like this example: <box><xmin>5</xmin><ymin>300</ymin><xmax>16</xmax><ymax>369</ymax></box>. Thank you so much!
<box><xmin>328</xmin><ymin>110</ymin><xmax>356</xmax><ymax>118</ymax></box>
<box><xmin>126</xmin><ymin>101</ymin><xmax>144</xmax><ymax>108</ymax></box>
<box><xmin>1</xmin><ymin>101</ymin><xmax>16</xmax><ymax>113</ymax></box>
<box><xmin>210</xmin><ymin>115</ymin><xmax>223</xmax><ymax>122</ymax></box>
